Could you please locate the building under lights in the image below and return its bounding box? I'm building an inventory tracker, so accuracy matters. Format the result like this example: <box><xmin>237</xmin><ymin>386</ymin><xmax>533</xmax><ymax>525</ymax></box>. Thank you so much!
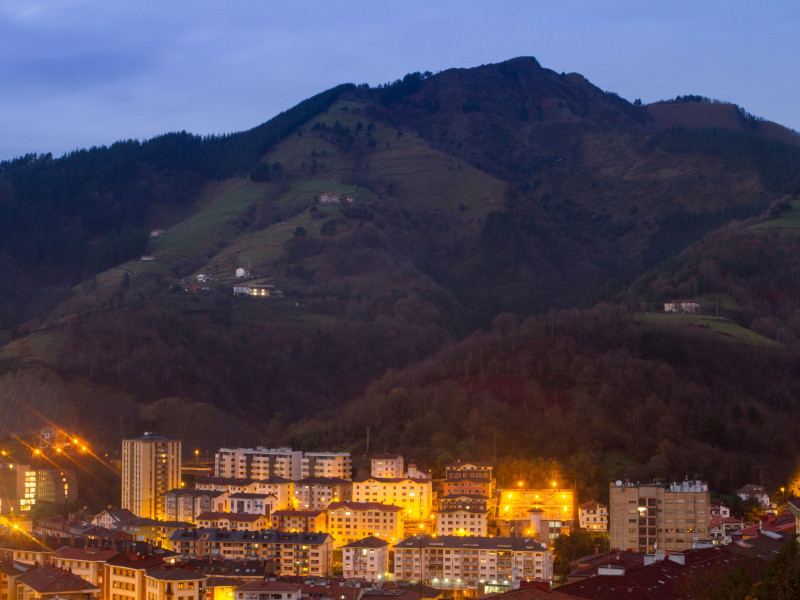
<box><xmin>327</xmin><ymin>501</ymin><xmax>405</xmax><ymax>547</ymax></box>
<box><xmin>121</xmin><ymin>433</ymin><xmax>182</xmax><ymax>520</ymax></box>
<box><xmin>352</xmin><ymin>477</ymin><xmax>433</xmax><ymax>521</ymax></box>
<box><xmin>609</xmin><ymin>479</ymin><xmax>711</xmax><ymax>552</ymax></box>
<box><xmin>214</xmin><ymin>447</ymin><xmax>351</xmax><ymax>481</ymax></box>
<box><xmin>342</xmin><ymin>535</ymin><xmax>390</xmax><ymax>582</ymax></box>
<box><xmin>393</xmin><ymin>535</ymin><xmax>552</xmax><ymax>590</ymax></box>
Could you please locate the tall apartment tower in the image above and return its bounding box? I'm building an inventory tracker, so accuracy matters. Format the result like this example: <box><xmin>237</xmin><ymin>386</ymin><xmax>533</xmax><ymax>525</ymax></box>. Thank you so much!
<box><xmin>609</xmin><ymin>479</ymin><xmax>710</xmax><ymax>553</ymax></box>
<box><xmin>121</xmin><ymin>433</ymin><xmax>182</xmax><ymax>520</ymax></box>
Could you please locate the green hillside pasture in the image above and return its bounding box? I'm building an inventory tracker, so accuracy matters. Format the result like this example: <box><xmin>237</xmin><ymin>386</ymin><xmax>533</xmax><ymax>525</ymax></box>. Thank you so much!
<box><xmin>366</xmin><ymin>132</ymin><xmax>507</xmax><ymax>215</ymax></box>
<box><xmin>694</xmin><ymin>294</ymin><xmax>740</xmax><ymax>313</ymax></box>
<box><xmin>147</xmin><ymin>178</ymin><xmax>268</xmax><ymax>260</ymax></box>
<box><xmin>268</xmin><ymin>127</ymin><xmax>352</xmax><ymax>178</ymax></box>
<box><xmin>230</xmin><ymin>296</ymin><xmax>338</xmax><ymax>329</ymax></box>
<box><xmin>752</xmin><ymin>200</ymin><xmax>800</xmax><ymax>230</ymax></box>
<box><xmin>635</xmin><ymin>313</ymin><xmax>779</xmax><ymax>346</ymax></box>
<box><xmin>279</xmin><ymin>100</ymin><xmax>507</xmax><ymax>216</ymax></box>
<box><xmin>0</xmin><ymin>330</ymin><xmax>64</xmax><ymax>365</ymax></box>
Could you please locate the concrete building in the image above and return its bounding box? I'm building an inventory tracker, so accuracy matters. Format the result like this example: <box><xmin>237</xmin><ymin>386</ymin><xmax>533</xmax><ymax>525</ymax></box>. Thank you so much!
<box><xmin>393</xmin><ymin>535</ymin><xmax>552</xmax><ymax>588</ymax></box>
<box><xmin>436</xmin><ymin>508</ymin><xmax>487</xmax><ymax>537</ymax></box>
<box><xmin>195</xmin><ymin>512</ymin><xmax>269</xmax><ymax>531</ymax></box>
<box><xmin>352</xmin><ymin>478</ymin><xmax>432</xmax><ymax>522</ymax></box>
<box><xmin>170</xmin><ymin>529</ymin><xmax>332</xmax><ymax>577</ymax></box>
<box><xmin>609</xmin><ymin>480</ymin><xmax>711</xmax><ymax>553</ymax></box>
<box><xmin>302</xmin><ymin>453</ymin><xmax>352</xmax><ymax>480</ymax></box>
<box><xmin>293</xmin><ymin>477</ymin><xmax>351</xmax><ymax>511</ymax></box>
<box><xmin>578</xmin><ymin>500</ymin><xmax>608</xmax><ymax>532</ymax></box>
<box><xmin>235</xmin><ymin>581</ymin><xmax>301</xmax><ymax>600</ymax></box>
<box><xmin>342</xmin><ymin>536</ymin><xmax>390</xmax><ymax>582</ymax></box>
<box><xmin>327</xmin><ymin>502</ymin><xmax>405</xmax><ymax>547</ymax></box>
<box><xmin>144</xmin><ymin>565</ymin><xmax>205</xmax><ymax>600</ymax></box>
<box><xmin>122</xmin><ymin>434</ymin><xmax>182</xmax><ymax>520</ymax></box>
<box><xmin>270</xmin><ymin>510</ymin><xmax>327</xmax><ymax>533</ymax></box>
<box><xmin>213</xmin><ymin>492</ymin><xmax>275</xmax><ymax>516</ymax></box>
<box><xmin>163</xmin><ymin>489</ymin><xmax>224</xmax><ymax>524</ymax></box>
<box><xmin>371</xmin><ymin>454</ymin><xmax>404</xmax><ymax>479</ymax></box>
<box><xmin>214</xmin><ymin>448</ymin><xmax>351</xmax><ymax>481</ymax></box>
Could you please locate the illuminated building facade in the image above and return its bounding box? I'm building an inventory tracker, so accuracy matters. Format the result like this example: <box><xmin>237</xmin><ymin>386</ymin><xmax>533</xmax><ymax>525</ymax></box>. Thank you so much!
<box><xmin>352</xmin><ymin>477</ymin><xmax>432</xmax><ymax>521</ymax></box>
<box><xmin>371</xmin><ymin>454</ymin><xmax>404</xmax><ymax>478</ymax></box>
<box><xmin>327</xmin><ymin>501</ymin><xmax>404</xmax><ymax>546</ymax></box>
<box><xmin>121</xmin><ymin>434</ymin><xmax>182</xmax><ymax>520</ymax></box>
<box><xmin>342</xmin><ymin>536</ymin><xmax>390</xmax><ymax>582</ymax></box>
<box><xmin>293</xmin><ymin>477</ymin><xmax>351</xmax><ymax>510</ymax></box>
<box><xmin>393</xmin><ymin>535</ymin><xmax>552</xmax><ymax>588</ymax></box>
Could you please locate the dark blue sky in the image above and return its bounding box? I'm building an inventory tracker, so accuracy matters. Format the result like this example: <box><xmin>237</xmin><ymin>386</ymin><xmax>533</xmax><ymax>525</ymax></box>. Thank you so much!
<box><xmin>1</xmin><ymin>0</ymin><xmax>798</xmax><ymax>160</ymax></box>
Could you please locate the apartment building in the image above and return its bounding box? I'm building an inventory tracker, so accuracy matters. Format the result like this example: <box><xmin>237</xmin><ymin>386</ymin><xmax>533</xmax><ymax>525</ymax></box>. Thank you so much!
<box><xmin>215</xmin><ymin>448</ymin><xmax>302</xmax><ymax>480</ymax></box>
<box><xmin>393</xmin><ymin>536</ymin><xmax>552</xmax><ymax>587</ymax></box>
<box><xmin>436</xmin><ymin>508</ymin><xmax>487</xmax><ymax>537</ymax></box>
<box><xmin>195</xmin><ymin>512</ymin><xmax>269</xmax><ymax>531</ymax></box>
<box><xmin>352</xmin><ymin>478</ymin><xmax>432</xmax><ymax>521</ymax></box>
<box><xmin>270</xmin><ymin>510</ymin><xmax>327</xmax><ymax>533</ymax></box>
<box><xmin>52</xmin><ymin>546</ymin><xmax>122</xmax><ymax>589</ymax></box>
<box><xmin>293</xmin><ymin>477</ymin><xmax>351</xmax><ymax>510</ymax></box>
<box><xmin>234</xmin><ymin>581</ymin><xmax>301</xmax><ymax>600</ymax></box>
<box><xmin>249</xmin><ymin>477</ymin><xmax>295</xmax><ymax>510</ymax></box>
<box><xmin>104</xmin><ymin>552</ymin><xmax>166</xmax><ymax>600</ymax></box>
<box><xmin>121</xmin><ymin>434</ymin><xmax>182</xmax><ymax>520</ymax></box>
<box><xmin>342</xmin><ymin>536</ymin><xmax>390</xmax><ymax>582</ymax></box>
<box><xmin>213</xmin><ymin>492</ymin><xmax>275</xmax><ymax>516</ymax></box>
<box><xmin>578</xmin><ymin>500</ymin><xmax>608</xmax><ymax>532</ymax></box>
<box><xmin>371</xmin><ymin>454</ymin><xmax>404</xmax><ymax>479</ymax></box>
<box><xmin>145</xmin><ymin>565</ymin><xmax>205</xmax><ymax>600</ymax></box>
<box><xmin>302</xmin><ymin>453</ymin><xmax>352</xmax><ymax>480</ymax></box>
<box><xmin>439</xmin><ymin>494</ymin><xmax>490</xmax><ymax>512</ymax></box>
<box><xmin>163</xmin><ymin>489</ymin><xmax>224</xmax><ymax>524</ymax></box>
<box><xmin>214</xmin><ymin>448</ymin><xmax>351</xmax><ymax>481</ymax></box>
<box><xmin>609</xmin><ymin>480</ymin><xmax>711</xmax><ymax>552</ymax></box>
<box><xmin>444</xmin><ymin>461</ymin><xmax>493</xmax><ymax>481</ymax></box>
<box><xmin>170</xmin><ymin>530</ymin><xmax>332</xmax><ymax>577</ymax></box>
<box><xmin>327</xmin><ymin>501</ymin><xmax>405</xmax><ymax>546</ymax></box>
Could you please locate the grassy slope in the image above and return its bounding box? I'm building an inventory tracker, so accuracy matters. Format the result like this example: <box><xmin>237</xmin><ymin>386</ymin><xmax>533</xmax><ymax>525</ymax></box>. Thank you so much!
<box><xmin>634</xmin><ymin>313</ymin><xmax>780</xmax><ymax>347</ymax></box>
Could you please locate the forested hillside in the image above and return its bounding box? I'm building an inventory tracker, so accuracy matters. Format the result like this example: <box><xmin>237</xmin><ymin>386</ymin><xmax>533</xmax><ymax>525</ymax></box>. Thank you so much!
<box><xmin>0</xmin><ymin>57</ymin><xmax>799</xmax><ymax>489</ymax></box>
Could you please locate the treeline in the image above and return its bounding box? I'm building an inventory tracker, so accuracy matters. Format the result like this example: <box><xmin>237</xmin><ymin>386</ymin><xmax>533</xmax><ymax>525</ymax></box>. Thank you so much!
<box><xmin>642</xmin><ymin>201</ymin><xmax>769</xmax><ymax>268</ymax></box>
<box><xmin>650</xmin><ymin>127</ymin><xmax>800</xmax><ymax>193</ymax></box>
<box><xmin>284</xmin><ymin>305</ymin><xmax>800</xmax><ymax>500</ymax></box>
<box><xmin>0</xmin><ymin>84</ymin><xmax>353</xmax><ymax>331</ymax></box>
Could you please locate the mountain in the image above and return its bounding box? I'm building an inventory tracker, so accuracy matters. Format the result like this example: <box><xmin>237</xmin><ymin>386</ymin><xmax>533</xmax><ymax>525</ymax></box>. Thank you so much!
<box><xmin>1</xmin><ymin>57</ymin><xmax>799</xmax><ymax>494</ymax></box>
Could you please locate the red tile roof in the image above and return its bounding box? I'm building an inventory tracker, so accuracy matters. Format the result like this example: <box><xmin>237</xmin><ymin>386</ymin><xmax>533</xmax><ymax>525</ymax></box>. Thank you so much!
<box><xmin>17</xmin><ymin>564</ymin><xmax>100</xmax><ymax>594</ymax></box>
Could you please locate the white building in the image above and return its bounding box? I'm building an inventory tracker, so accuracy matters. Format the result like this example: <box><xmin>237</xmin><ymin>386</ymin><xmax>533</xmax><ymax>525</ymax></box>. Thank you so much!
<box><xmin>436</xmin><ymin>508</ymin><xmax>487</xmax><ymax>536</ymax></box>
<box><xmin>343</xmin><ymin>536</ymin><xmax>390</xmax><ymax>582</ymax></box>
<box><xmin>393</xmin><ymin>535</ymin><xmax>552</xmax><ymax>588</ymax></box>
<box><xmin>371</xmin><ymin>454</ymin><xmax>404</xmax><ymax>479</ymax></box>
<box><xmin>578</xmin><ymin>500</ymin><xmax>608</xmax><ymax>531</ymax></box>
<box><xmin>214</xmin><ymin>447</ymin><xmax>351</xmax><ymax>481</ymax></box>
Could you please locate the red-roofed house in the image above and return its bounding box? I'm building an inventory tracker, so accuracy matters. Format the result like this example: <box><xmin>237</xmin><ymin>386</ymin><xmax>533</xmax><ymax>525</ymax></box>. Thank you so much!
<box><xmin>195</xmin><ymin>512</ymin><xmax>269</xmax><ymax>531</ymax></box>
<box><xmin>269</xmin><ymin>510</ymin><xmax>326</xmax><ymax>533</ymax></box>
<box><xmin>235</xmin><ymin>580</ymin><xmax>301</xmax><ymax>600</ymax></box>
<box><xmin>145</xmin><ymin>565</ymin><xmax>205</xmax><ymax>600</ymax></box>
<box><xmin>51</xmin><ymin>546</ymin><xmax>121</xmax><ymax>589</ymax></box>
<box><xmin>16</xmin><ymin>564</ymin><xmax>100</xmax><ymax>600</ymax></box>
